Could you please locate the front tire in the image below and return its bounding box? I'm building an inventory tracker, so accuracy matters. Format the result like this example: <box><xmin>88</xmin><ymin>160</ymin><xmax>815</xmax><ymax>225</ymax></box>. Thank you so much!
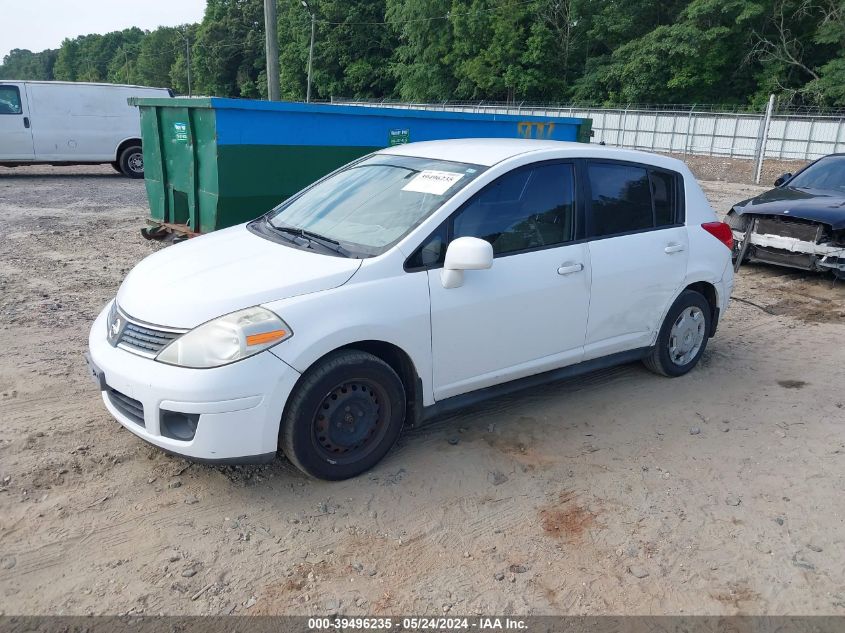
<box><xmin>118</xmin><ymin>145</ymin><xmax>144</xmax><ymax>179</ymax></box>
<box><xmin>280</xmin><ymin>350</ymin><xmax>406</xmax><ymax>480</ymax></box>
<box><xmin>644</xmin><ymin>290</ymin><xmax>711</xmax><ymax>377</ymax></box>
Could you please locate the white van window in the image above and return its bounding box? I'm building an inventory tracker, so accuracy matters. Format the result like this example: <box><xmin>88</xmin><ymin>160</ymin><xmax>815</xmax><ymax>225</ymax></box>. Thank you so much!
<box><xmin>0</xmin><ymin>86</ymin><xmax>22</xmax><ymax>115</ymax></box>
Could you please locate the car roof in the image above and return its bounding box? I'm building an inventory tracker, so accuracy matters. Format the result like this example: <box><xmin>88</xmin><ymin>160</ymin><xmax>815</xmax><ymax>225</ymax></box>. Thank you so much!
<box><xmin>0</xmin><ymin>80</ymin><xmax>169</xmax><ymax>91</ymax></box>
<box><xmin>378</xmin><ymin>137</ymin><xmax>688</xmax><ymax>171</ymax></box>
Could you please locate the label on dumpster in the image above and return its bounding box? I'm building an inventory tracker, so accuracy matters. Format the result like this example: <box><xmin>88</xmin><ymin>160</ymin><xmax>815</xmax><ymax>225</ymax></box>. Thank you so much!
<box><xmin>388</xmin><ymin>128</ymin><xmax>410</xmax><ymax>146</ymax></box>
<box><xmin>173</xmin><ymin>122</ymin><xmax>188</xmax><ymax>142</ymax></box>
<box><xmin>402</xmin><ymin>170</ymin><xmax>464</xmax><ymax>195</ymax></box>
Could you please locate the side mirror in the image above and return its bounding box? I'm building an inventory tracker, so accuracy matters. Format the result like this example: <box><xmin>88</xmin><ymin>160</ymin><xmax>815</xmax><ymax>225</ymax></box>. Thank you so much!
<box><xmin>440</xmin><ymin>237</ymin><xmax>493</xmax><ymax>289</ymax></box>
<box><xmin>774</xmin><ymin>173</ymin><xmax>792</xmax><ymax>187</ymax></box>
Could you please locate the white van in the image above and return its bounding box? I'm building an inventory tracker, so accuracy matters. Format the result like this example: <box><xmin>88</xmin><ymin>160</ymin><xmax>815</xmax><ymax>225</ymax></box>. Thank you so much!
<box><xmin>0</xmin><ymin>81</ymin><xmax>171</xmax><ymax>178</ymax></box>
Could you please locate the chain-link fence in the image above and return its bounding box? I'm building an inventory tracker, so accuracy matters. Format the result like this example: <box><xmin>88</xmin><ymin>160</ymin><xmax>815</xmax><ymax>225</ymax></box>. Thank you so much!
<box><xmin>336</xmin><ymin>98</ymin><xmax>845</xmax><ymax>179</ymax></box>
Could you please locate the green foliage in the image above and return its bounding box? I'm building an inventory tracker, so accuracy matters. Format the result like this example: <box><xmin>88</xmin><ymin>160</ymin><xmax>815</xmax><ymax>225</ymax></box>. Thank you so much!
<box><xmin>133</xmin><ymin>27</ymin><xmax>185</xmax><ymax>88</ymax></box>
<box><xmin>277</xmin><ymin>0</ymin><xmax>398</xmax><ymax>101</ymax></box>
<box><xmin>53</xmin><ymin>28</ymin><xmax>146</xmax><ymax>82</ymax></box>
<box><xmin>586</xmin><ymin>0</ymin><xmax>766</xmax><ymax>104</ymax></box>
<box><xmin>192</xmin><ymin>0</ymin><xmax>266</xmax><ymax>98</ymax></box>
<box><xmin>2</xmin><ymin>0</ymin><xmax>845</xmax><ymax>106</ymax></box>
<box><xmin>0</xmin><ymin>49</ymin><xmax>57</xmax><ymax>80</ymax></box>
<box><xmin>386</xmin><ymin>0</ymin><xmax>456</xmax><ymax>101</ymax></box>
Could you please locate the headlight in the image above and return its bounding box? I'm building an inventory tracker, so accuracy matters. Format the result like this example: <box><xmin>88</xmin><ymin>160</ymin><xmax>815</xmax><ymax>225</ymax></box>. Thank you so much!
<box><xmin>156</xmin><ymin>306</ymin><xmax>292</xmax><ymax>368</ymax></box>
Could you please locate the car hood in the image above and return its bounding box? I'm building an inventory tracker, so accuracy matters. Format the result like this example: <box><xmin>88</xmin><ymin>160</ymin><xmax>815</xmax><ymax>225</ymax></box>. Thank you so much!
<box><xmin>734</xmin><ymin>187</ymin><xmax>845</xmax><ymax>229</ymax></box>
<box><xmin>116</xmin><ymin>224</ymin><xmax>362</xmax><ymax>329</ymax></box>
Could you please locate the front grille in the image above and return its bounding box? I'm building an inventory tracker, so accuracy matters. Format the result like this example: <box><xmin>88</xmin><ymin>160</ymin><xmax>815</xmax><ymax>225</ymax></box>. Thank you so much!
<box><xmin>754</xmin><ymin>217</ymin><xmax>822</xmax><ymax>242</ymax></box>
<box><xmin>117</xmin><ymin>320</ymin><xmax>181</xmax><ymax>357</ymax></box>
<box><xmin>750</xmin><ymin>246</ymin><xmax>815</xmax><ymax>270</ymax></box>
<box><xmin>107</xmin><ymin>388</ymin><xmax>145</xmax><ymax>427</ymax></box>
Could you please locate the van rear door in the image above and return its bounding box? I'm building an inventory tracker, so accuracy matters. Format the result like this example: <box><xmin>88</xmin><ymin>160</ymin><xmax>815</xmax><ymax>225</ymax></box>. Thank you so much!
<box><xmin>0</xmin><ymin>83</ymin><xmax>34</xmax><ymax>160</ymax></box>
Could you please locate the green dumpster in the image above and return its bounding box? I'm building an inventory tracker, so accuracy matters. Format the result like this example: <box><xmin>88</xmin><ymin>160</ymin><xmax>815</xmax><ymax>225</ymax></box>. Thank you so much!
<box><xmin>130</xmin><ymin>97</ymin><xmax>593</xmax><ymax>236</ymax></box>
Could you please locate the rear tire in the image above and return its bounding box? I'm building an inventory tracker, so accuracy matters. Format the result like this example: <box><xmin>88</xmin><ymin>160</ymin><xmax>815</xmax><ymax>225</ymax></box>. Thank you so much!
<box><xmin>644</xmin><ymin>290</ymin><xmax>711</xmax><ymax>377</ymax></box>
<box><xmin>280</xmin><ymin>350</ymin><xmax>406</xmax><ymax>480</ymax></box>
<box><xmin>118</xmin><ymin>145</ymin><xmax>144</xmax><ymax>179</ymax></box>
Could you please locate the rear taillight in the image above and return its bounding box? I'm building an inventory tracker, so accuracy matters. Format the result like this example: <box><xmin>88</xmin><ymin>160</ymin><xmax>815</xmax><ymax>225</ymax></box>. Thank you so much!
<box><xmin>701</xmin><ymin>221</ymin><xmax>734</xmax><ymax>250</ymax></box>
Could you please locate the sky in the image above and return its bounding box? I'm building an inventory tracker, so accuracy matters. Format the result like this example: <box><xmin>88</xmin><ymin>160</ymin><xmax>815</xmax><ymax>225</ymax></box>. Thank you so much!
<box><xmin>0</xmin><ymin>0</ymin><xmax>207</xmax><ymax>59</ymax></box>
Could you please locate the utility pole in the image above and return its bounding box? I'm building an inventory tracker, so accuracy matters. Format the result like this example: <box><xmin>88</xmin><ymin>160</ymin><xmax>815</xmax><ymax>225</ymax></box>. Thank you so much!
<box><xmin>264</xmin><ymin>0</ymin><xmax>280</xmax><ymax>101</ymax></box>
<box><xmin>185</xmin><ymin>35</ymin><xmax>192</xmax><ymax>97</ymax></box>
<box><xmin>302</xmin><ymin>0</ymin><xmax>315</xmax><ymax>102</ymax></box>
<box><xmin>179</xmin><ymin>28</ymin><xmax>192</xmax><ymax>97</ymax></box>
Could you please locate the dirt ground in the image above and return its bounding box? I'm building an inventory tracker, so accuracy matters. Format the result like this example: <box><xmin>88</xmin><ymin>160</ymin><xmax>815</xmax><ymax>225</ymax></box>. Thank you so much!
<box><xmin>666</xmin><ymin>153</ymin><xmax>810</xmax><ymax>187</ymax></box>
<box><xmin>1</xmin><ymin>162</ymin><xmax>844</xmax><ymax>617</ymax></box>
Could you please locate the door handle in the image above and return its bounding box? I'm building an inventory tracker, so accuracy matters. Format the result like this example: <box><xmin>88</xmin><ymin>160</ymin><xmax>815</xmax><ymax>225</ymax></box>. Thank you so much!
<box><xmin>664</xmin><ymin>243</ymin><xmax>685</xmax><ymax>254</ymax></box>
<box><xmin>23</xmin><ymin>116</ymin><xmax>30</xmax><ymax>129</ymax></box>
<box><xmin>557</xmin><ymin>262</ymin><xmax>584</xmax><ymax>275</ymax></box>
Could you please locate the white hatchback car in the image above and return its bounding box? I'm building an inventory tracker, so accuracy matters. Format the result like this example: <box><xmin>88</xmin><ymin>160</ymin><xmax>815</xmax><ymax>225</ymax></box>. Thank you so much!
<box><xmin>87</xmin><ymin>139</ymin><xmax>734</xmax><ymax>480</ymax></box>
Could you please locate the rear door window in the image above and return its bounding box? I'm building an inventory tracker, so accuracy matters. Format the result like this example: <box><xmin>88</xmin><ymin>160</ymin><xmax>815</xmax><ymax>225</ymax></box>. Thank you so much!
<box><xmin>586</xmin><ymin>161</ymin><xmax>683</xmax><ymax>238</ymax></box>
<box><xmin>587</xmin><ymin>163</ymin><xmax>652</xmax><ymax>236</ymax></box>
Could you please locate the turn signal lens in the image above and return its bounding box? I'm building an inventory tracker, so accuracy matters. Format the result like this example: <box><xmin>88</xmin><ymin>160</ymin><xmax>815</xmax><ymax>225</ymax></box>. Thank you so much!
<box><xmin>246</xmin><ymin>329</ymin><xmax>288</xmax><ymax>346</ymax></box>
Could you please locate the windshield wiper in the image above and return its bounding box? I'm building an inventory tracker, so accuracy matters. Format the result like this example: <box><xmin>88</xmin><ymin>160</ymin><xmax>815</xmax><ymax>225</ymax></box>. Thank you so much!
<box><xmin>269</xmin><ymin>223</ymin><xmax>354</xmax><ymax>257</ymax></box>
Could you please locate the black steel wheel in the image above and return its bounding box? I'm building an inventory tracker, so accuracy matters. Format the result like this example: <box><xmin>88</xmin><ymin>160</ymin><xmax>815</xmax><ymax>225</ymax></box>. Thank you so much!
<box><xmin>281</xmin><ymin>350</ymin><xmax>406</xmax><ymax>480</ymax></box>
<box><xmin>313</xmin><ymin>379</ymin><xmax>391</xmax><ymax>462</ymax></box>
<box><xmin>118</xmin><ymin>145</ymin><xmax>144</xmax><ymax>179</ymax></box>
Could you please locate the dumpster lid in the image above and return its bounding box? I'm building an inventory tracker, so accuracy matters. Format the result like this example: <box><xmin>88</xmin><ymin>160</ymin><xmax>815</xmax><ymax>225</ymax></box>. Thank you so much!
<box><xmin>127</xmin><ymin>97</ymin><xmax>586</xmax><ymax>125</ymax></box>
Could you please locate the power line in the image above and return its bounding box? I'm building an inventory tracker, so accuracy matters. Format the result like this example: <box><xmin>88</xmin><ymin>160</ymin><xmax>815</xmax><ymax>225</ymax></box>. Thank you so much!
<box><xmin>314</xmin><ymin>0</ymin><xmax>541</xmax><ymax>26</ymax></box>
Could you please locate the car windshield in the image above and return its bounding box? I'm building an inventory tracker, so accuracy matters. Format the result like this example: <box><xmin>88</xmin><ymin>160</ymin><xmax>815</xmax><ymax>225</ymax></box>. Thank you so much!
<box><xmin>788</xmin><ymin>155</ymin><xmax>845</xmax><ymax>192</ymax></box>
<box><xmin>265</xmin><ymin>154</ymin><xmax>485</xmax><ymax>258</ymax></box>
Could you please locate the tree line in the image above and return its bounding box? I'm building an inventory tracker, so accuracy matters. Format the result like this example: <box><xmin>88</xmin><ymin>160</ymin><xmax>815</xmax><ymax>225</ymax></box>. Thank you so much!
<box><xmin>2</xmin><ymin>0</ymin><xmax>844</xmax><ymax>108</ymax></box>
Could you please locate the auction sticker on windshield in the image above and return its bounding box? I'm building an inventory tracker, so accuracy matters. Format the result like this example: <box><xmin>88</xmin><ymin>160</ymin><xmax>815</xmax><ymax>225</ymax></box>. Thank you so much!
<box><xmin>402</xmin><ymin>170</ymin><xmax>464</xmax><ymax>195</ymax></box>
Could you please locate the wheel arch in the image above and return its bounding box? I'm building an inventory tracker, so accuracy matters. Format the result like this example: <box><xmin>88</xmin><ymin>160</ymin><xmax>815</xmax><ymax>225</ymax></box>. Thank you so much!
<box><xmin>284</xmin><ymin>339</ymin><xmax>425</xmax><ymax>429</ymax></box>
<box><xmin>685</xmin><ymin>280</ymin><xmax>717</xmax><ymax>317</ymax></box>
<box><xmin>115</xmin><ymin>137</ymin><xmax>142</xmax><ymax>162</ymax></box>
<box><xmin>681</xmin><ymin>280</ymin><xmax>720</xmax><ymax>337</ymax></box>
<box><xmin>651</xmin><ymin>278</ymin><xmax>722</xmax><ymax>348</ymax></box>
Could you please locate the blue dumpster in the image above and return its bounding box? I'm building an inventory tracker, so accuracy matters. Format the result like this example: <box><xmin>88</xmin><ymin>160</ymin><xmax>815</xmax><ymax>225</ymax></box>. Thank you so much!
<box><xmin>130</xmin><ymin>97</ymin><xmax>592</xmax><ymax>235</ymax></box>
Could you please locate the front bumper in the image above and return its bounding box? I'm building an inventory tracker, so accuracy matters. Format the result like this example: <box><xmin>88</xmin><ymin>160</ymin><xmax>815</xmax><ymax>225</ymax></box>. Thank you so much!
<box><xmin>88</xmin><ymin>304</ymin><xmax>301</xmax><ymax>461</ymax></box>
<box><xmin>732</xmin><ymin>218</ymin><xmax>845</xmax><ymax>274</ymax></box>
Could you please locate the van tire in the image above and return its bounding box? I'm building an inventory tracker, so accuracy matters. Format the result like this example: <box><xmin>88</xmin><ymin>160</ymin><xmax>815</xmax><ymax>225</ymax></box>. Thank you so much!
<box><xmin>644</xmin><ymin>290</ymin><xmax>711</xmax><ymax>377</ymax></box>
<box><xmin>110</xmin><ymin>161</ymin><xmax>122</xmax><ymax>173</ymax></box>
<box><xmin>118</xmin><ymin>145</ymin><xmax>144</xmax><ymax>179</ymax></box>
<box><xmin>281</xmin><ymin>350</ymin><xmax>406</xmax><ymax>480</ymax></box>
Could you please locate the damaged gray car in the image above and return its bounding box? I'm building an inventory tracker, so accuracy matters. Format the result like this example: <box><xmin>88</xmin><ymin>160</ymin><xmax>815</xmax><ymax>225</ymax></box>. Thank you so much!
<box><xmin>727</xmin><ymin>153</ymin><xmax>845</xmax><ymax>277</ymax></box>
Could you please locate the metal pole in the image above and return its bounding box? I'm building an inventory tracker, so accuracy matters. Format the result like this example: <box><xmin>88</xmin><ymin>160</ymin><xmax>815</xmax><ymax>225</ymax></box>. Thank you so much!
<box><xmin>306</xmin><ymin>12</ymin><xmax>315</xmax><ymax>102</ymax></box>
<box><xmin>264</xmin><ymin>0</ymin><xmax>280</xmax><ymax>101</ymax></box>
<box><xmin>804</xmin><ymin>118</ymin><xmax>816</xmax><ymax>160</ymax></box>
<box><xmin>709</xmin><ymin>114</ymin><xmax>718</xmax><ymax>156</ymax></box>
<box><xmin>754</xmin><ymin>94</ymin><xmax>775</xmax><ymax>184</ymax></box>
<box><xmin>618</xmin><ymin>105</ymin><xmax>628</xmax><ymax>148</ymax></box>
<box><xmin>684</xmin><ymin>105</ymin><xmax>695</xmax><ymax>157</ymax></box>
<box><xmin>728</xmin><ymin>114</ymin><xmax>739</xmax><ymax>158</ymax></box>
<box><xmin>184</xmin><ymin>31</ymin><xmax>192</xmax><ymax>97</ymax></box>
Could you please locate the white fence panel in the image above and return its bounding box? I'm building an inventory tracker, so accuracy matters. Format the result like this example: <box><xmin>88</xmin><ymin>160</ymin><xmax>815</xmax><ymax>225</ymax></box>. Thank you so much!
<box><xmin>338</xmin><ymin>99</ymin><xmax>845</xmax><ymax>176</ymax></box>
